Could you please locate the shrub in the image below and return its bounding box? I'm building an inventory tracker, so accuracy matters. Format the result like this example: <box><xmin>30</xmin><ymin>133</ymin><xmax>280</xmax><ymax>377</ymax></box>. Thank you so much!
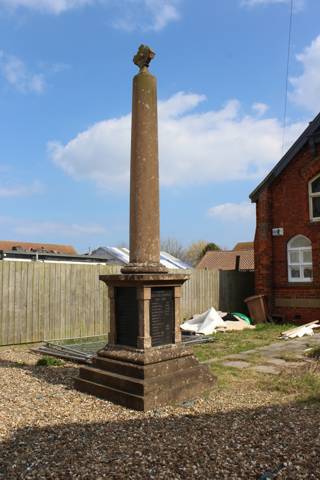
<box><xmin>36</xmin><ymin>356</ymin><xmax>64</xmax><ymax>367</ymax></box>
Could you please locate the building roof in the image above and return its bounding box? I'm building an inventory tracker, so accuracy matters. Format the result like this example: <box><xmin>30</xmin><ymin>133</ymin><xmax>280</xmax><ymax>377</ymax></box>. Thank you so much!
<box><xmin>233</xmin><ymin>242</ymin><xmax>254</xmax><ymax>251</ymax></box>
<box><xmin>250</xmin><ymin>111</ymin><xmax>320</xmax><ymax>202</ymax></box>
<box><xmin>196</xmin><ymin>249</ymin><xmax>254</xmax><ymax>271</ymax></box>
<box><xmin>91</xmin><ymin>246</ymin><xmax>191</xmax><ymax>270</ymax></box>
<box><xmin>0</xmin><ymin>250</ymin><xmax>109</xmax><ymax>264</ymax></box>
<box><xmin>0</xmin><ymin>241</ymin><xmax>77</xmax><ymax>255</ymax></box>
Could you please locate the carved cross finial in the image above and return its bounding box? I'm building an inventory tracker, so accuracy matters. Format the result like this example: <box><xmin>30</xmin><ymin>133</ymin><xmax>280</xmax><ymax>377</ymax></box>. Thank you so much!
<box><xmin>133</xmin><ymin>44</ymin><xmax>155</xmax><ymax>71</ymax></box>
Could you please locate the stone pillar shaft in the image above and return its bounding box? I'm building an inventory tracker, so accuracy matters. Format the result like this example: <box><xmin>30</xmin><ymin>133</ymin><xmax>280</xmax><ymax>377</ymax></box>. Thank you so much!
<box><xmin>122</xmin><ymin>66</ymin><xmax>166</xmax><ymax>274</ymax></box>
<box><xmin>130</xmin><ymin>69</ymin><xmax>159</xmax><ymax>266</ymax></box>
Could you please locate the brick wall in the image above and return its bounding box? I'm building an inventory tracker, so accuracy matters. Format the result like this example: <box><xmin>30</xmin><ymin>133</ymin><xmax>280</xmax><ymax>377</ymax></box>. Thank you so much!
<box><xmin>254</xmin><ymin>143</ymin><xmax>320</xmax><ymax>324</ymax></box>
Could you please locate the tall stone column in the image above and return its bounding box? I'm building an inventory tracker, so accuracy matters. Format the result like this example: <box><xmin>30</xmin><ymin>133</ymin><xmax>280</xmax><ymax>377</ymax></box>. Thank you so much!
<box><xmin>122</xmin><ymin>45</ymin><xmax>167</xmax><ymax>274</ymax></box>
<box><xmin>75</xmin><ymin>45</ymin><xmax>215</xmax><ymax>411</ymax></box>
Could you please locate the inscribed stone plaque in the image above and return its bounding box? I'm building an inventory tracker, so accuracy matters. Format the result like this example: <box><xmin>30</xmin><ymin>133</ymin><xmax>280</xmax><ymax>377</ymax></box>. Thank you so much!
<box><xmin>115</xmin><ymin>287</ymin><xmax>139</xmax><ymax>347</ymax></box>
<box><xmin>150</xmin><ymin>287</ymin><xmax>174</xmax><ymax>347</ymax></box>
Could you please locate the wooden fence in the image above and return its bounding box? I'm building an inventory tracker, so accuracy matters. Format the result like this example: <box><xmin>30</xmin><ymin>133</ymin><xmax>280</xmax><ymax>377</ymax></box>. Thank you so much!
<box><xmin>0</xmin><ymin>261</ymin><xmax>253</xmax><ymax>346</ymax></box>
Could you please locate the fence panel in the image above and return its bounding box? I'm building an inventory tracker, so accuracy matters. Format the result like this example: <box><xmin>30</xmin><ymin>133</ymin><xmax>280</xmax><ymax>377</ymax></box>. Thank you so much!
<box><xmin>0</xmin><ymin>262</ymin><xmax>252</xmax><ymax>346</ymax></box>
<box><xmin>219</xmin><ymin>270</ymin><xmax>255</xmax><ymax>314</ymax></box>
<box><xmin>180</xmin><ymin>269</ymin><xmax>219</xmax><ymax>320</ymax></box>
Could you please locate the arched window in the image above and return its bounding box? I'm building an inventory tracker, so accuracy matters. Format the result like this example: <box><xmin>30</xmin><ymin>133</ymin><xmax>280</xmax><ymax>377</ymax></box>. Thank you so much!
<box><xmin>287</xmin><ymin>235</ymin><xmax>312</xmax><ymax>282</ymax></box>
<box><xmin>309</xmin><ymin>175</ymin><xmax>320</xmax><ymax>221</ymax></box>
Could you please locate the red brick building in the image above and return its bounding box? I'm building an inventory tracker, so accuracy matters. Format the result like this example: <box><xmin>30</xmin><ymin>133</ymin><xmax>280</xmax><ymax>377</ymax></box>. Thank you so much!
<box><xmin>250</xmin><ymin>113</ymin><xmax>320</xmax><ymax>324</ymax></box>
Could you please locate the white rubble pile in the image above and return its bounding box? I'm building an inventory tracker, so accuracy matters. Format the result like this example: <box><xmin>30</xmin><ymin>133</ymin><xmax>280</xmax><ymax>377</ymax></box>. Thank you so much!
<box><xmin>180</xmin><ymin>307</ymin><xmax>254</xmax><ymax>335</ymax></box>
<box><xmin>281</xmin><ymin>321</ymin><xmax>320</xmax><ymax>339</ymax></box>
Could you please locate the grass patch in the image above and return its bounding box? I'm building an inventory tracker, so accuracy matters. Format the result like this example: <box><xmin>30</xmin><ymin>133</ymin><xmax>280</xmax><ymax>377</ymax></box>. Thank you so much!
<box><xmin>305</xmin><ymin>346</ymin><xmax>320</xmax><ymax>360</ymax></box>
<box><xmin>193</xmin><ymin>323</ymin><xmax>320</xmax><ymax>402</ymax></box>
<box><xmin>259</xmin><ymin>364</ymin><xmax>320</xmax><ymax>403</ymax></box>
<box><xmin>277</xmin><ymin>352</ymin><xmax>304</xmax><ymax>362</ymax></box>
<box><xmin>193</xmin><ymin>323</ymin><xmax>294</xmax><ymax>362</ymax></box>
<box><xmin>209</xmin><ymin>360</ymin><xmax>267</xmax><ymax>392</ymax></box>
<box><xmin>36</xmin><ymin>356</ymin><xmax>65</xmax><ymax>367</ymax></box>
<box><xmin>13</xmin><ymin>360</ymin><xmax>26</xmax><ymax>367</ymax></box>
<box><xmin>209</xmin><ymin>359</ymin><xmax>320</xmax><ymax>402</ymax></box>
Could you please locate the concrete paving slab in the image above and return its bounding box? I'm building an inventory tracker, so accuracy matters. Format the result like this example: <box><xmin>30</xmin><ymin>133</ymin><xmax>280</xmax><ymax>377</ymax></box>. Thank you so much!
<box><xmin>259</xmin><ymin>351</ymin><xmax>287</xmax><ymax>359</ymax></box>
<box><xmin>265</xmin><ymin>358</ymin><xmax>287</xmax><ymax>366</ymax></box>
<box><xmin>259</xmin><ymin>345</ymin><xmax>285</xmax><ymax>352</ymax></box>
<box><xmin>284</xmin><ymin>361</ymin><xmax>305</xmax><ymax>368</ymax></box>
<box><xmin>223</xmin><ymin>353</ymin><xmax>252</xmax><ymax>360</ymax></box>
<box><xmin>215</xmin><ymin>333</ymin><xmax>320</xmax><ymax>374</ymax></box>
<box><xmin>222</xmin><ymin>360</ymin><xmax>251</xmax><ymax>369</ymax></box>
<box><xmin>251</xmin><ymin>365</ymin><xmax>280</xmax><ymax>375</ymax></box>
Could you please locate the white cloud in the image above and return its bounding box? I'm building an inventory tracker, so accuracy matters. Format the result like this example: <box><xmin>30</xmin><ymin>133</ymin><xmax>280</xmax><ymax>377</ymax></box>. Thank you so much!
<box><xmin>49</xmin><ymin>91</ymin><xmax>305</xmax><ymax>190</ymax></box>
<box><xmin>0</xmin><ymin>0</ymin><xmax>93</xmax><ymax>14</ymax></box>
<box><xmin>0</xmin><ymin>51</ymin><xmax>45</xmax><ymax>93</ymax></box>
<box><xmin>0</xmin><ymin>0</ymin><xmax>180</xmax><ymax>30</ymax></box>
<box><xmin>241</xmin><ymin>0</ymin><xmax>305</xmax><ymax>9</ymax></box>
<box><xmin>109</xmin><ymin>0</ymin><xmax>181</xmax><ymax>32</ymax></box>
<box><xmin>241</xmin><ymin>0</ymin><xmax>287</xmax><ymax>5</ymax></box>
<box><xmin>114</xmin><ymin>0</ymin><xmax>180</xmax><ymax>32</ymax></box>
<box><xmin>0</xmin><ymin>181</ymin><xmax>44</xmax><ymax>197</ymax></box>
<box><xmin>0</xmin><ymin>215</ymin><xmax>107</xmax><ymax>240</ymax></box>
<box><xmin>208</xmin><ymin>202</ymin><xmax>255</xmax><ymax>221</ymax></box>
<box><xmin>15</xmin><ymin>221</ymin><xmax>107</xmax><ymax>236</ymax></box>
<box><xmin>252</xmin><ymin>102</ymin><xmax>269</xmax><ymax>116</ymax></box>
<box><xmin>290</xmin><ymin>35</ymin><xmax>320</xmax><ymax>114</ymax></box>
<box><xmin>145</xmin><ymin>0</ymin><xmax>180</xmax><ymax>31</ymax></box>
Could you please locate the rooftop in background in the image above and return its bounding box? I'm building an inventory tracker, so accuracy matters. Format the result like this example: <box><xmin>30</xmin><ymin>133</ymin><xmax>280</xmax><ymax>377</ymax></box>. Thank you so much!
<box><xmin>197</xmin><ymin>249</ymin><xmax>254</xmax><ymax>271</ymax></box>
<box><xmin>233</xmin><ymin>242</ymin><xmax>254</xmax><ymax>251</ymax></box>
<box><xmin>0</xmin><ymin>250</ymin><xmax>109</xmax><ymax>265</ymax></box>
<box><xmin>0</xmin><ymin>241</ymin><xmax>77</xmax><ymax>255</ymax></box>
<box><xmin>91</xmin><ymin>247</ymin><xmax>191</xmax><ymax>270</ymax></box>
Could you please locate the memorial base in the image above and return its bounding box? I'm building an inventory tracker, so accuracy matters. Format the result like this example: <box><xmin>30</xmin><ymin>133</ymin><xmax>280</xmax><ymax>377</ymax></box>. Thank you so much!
<box><xmin>75</xmin><ymin>344</ymin><xmax>215</xmax><ymax>411</ymax></box>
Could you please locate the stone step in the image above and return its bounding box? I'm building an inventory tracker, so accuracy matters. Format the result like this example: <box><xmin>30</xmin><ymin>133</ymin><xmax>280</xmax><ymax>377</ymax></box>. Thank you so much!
<box><xmin>79</xmin><ymin>366</ymin><xmax>145</xmax><ymax>396</ymax></box>
<box><xmin>94</xmin><ymin>357</ymin><xmax>145</xmax><ymax>379</ymax></box>
<box><xmin>75</xmin><ymin>360</ymin><xmax>215</xmax><ymax>411</ymax></box>
<box><xmin>79</xmin><ymin>361</ymin><xmax>214</xmax><ymax>398</ymax></box>
<box><xmin>94</xmin><ymin>353</ymin><xmax>199</xmax><ymax>379</ymax></box>
<box><xmin>74</xmin><ymin>377</ymin><xmax>144</xmax><ymax>411</ymax></box>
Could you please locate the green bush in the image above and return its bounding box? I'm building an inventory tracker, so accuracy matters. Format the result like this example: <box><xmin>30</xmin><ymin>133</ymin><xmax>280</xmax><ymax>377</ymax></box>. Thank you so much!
<box><xmin>36</xmin><ymin>356</ymin><xmax>64</xmax><ymax>367</ymax></box>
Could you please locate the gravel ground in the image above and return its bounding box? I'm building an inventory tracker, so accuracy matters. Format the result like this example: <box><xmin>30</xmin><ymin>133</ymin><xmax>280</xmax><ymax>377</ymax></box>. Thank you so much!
<box><xmin>1</xmin><ymin>347</ymin><xmax>320</xmax><ymax>480</ymax></box>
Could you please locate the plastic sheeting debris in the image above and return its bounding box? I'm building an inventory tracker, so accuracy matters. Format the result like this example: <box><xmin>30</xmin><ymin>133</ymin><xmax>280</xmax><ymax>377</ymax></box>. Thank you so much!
<box><xmin>180</xmin><ymin>307</ymin><xmax>254</xmax><ymax>335</ymax></box>
<box><xmin>180</xmin><ymin>307</ymin><xmax>225</xmax><ymax>335</ymax></box>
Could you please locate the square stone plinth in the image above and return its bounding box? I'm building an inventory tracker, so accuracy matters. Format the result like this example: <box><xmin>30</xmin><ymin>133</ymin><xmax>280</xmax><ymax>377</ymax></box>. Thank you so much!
<box><xmin>75</xmin><ymin>344</ymin><xmax>215</xmax><ymax>411</ymax></box>
<box><xmin>75</xmin><ymin>272</ymin><xmax>215</xmax><ymax>410</ymax></box>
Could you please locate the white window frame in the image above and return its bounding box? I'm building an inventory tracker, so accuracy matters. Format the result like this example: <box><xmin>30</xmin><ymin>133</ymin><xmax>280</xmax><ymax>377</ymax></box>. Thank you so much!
<box><xmin>287</xmin><ymin>235</ymin><xmax>313</xmax><ymax>283</ymax></box>
<box><xmin>309</xmin><ymin>174</ymin><xmax>320</xmax><ymax>222</ymax></box>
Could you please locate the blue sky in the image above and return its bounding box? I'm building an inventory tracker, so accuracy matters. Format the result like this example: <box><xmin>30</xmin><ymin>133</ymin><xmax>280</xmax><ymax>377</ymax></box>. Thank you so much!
<box><xmin>0</xmin><ymin>0</ymin><xmax>320</xmax><ymax>253</ymax></box>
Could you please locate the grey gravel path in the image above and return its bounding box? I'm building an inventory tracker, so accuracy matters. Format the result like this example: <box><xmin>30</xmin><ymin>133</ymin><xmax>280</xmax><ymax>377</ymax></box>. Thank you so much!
<box><xmin>1</xmin><ymin>345</ymin><xmax>320</xmax><ymax>479</ymax></box>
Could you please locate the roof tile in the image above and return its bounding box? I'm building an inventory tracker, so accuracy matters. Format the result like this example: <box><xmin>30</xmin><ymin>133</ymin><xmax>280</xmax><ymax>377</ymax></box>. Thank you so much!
<box><xmin>196</xmin><ymin>249</ymin><xmax>254</xmax><ymax>271</ymax></box>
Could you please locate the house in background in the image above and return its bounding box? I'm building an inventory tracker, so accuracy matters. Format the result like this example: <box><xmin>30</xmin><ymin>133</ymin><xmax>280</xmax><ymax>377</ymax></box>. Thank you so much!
<box><xmin>0</xmin><ymin>241</ymin><xmax>77</xmax><ymax>255</ymax></box>
<box><xmin>196</xmin><ymin>243</ymin><xmax>254</xmax><ymax>271</ymax></box>
<box><xmin>0</xmin><ymin>241</ymin><xmax>108</xmax><ymax>265</ymax></box>
<box><xmin>250</xmin><ymin>112</ymin><xmax>320</xmax><ymax>324</ymax></box>
<box><xmin>91</xmin><ymin>246</ymin><xmax>191</xmax><ymax>270</ymax></box>
<box><xmin>233</xmin><ymin>242</ymin><xmax>254</xmax><ymax>251</ymax></box>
